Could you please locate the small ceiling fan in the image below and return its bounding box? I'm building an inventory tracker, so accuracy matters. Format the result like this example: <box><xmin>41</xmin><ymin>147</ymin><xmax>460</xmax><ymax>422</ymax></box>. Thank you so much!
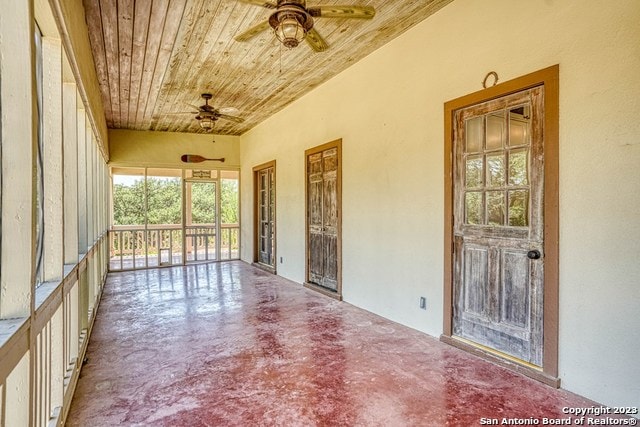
<box><xmin>177</xmin><ymin>93</ymin><xmax>244</xmax><ymax>132</ymax></box>
<box><xmin>234</xmin><ymin>0</ymin><xmax>376</xmax><ymax>52</ymax></box>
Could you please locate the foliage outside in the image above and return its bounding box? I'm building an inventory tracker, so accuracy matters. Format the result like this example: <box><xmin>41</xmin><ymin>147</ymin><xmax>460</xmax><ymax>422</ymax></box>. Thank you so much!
<box><xmin>113</xmin><ymin>176</ymin><xmax>239</xmax><ymax>226</ymax></box>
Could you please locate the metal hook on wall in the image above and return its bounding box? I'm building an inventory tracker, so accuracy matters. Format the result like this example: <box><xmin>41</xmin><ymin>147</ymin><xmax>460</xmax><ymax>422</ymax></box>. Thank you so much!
<box><xmin>482</xmin><ymin>71</ymin><xmax>499</xmax><ymax>89</ymax></box>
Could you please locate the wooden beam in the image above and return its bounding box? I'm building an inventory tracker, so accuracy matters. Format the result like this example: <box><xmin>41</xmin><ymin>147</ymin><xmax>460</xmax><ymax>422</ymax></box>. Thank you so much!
<box><xmin>99</xmin><ymin>0</ymin><xmax>121</xmax><ymax>128</ymax></box>
<box><xmin>127</xmin><ymin>0</ymin><xmax>152</xmax><ymax>127</ymax></box>
<box><xmin>135</xmin><ymin>0</ymin><xmax>170</xmax><ymax>126</ymax></box>
<box><xmin>117</xmin><ymin>0</ymin><xmax>134</xmax><ymax>128</ymax></box>
<box><xmin>82</xmin><ymin>0</ymin><xmax>113</xmax><ymax>128</ymax></box>
<box><xmin>141</xmin><ymin>0</ymin><xmax>187</xmax><ymax>127</ymax></box>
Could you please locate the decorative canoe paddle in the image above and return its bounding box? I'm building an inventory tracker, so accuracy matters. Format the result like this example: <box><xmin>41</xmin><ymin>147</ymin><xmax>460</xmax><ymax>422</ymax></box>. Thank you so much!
<box><xmin>181</xmin><ymin>154</ymin><xmax>225</xmax><ymax>163</ymax></box>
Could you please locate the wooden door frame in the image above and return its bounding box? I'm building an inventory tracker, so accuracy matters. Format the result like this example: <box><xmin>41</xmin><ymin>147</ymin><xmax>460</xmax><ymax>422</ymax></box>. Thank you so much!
<box><xmin>252</xmin><ymin>160</ymin><xmax>276</xmax><ymax>274</ymax></box>
<box><xmin>304</xmin><ymin>139</ymin><xmax>343</xmax><ymax>300</ymax></box>
<box><xmin>442</xmin><ymin>65</ymin><xmax>560</xmax><ymax>387</ymax></box>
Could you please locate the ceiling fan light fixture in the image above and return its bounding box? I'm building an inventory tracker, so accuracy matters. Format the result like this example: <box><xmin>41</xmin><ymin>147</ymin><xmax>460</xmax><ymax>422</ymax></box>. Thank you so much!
<box><xmin>198</xmin><ymin>116</ymin><xmax>215</xmax><ymax>132</ymax></box>
<box><xmin>235</xmin><ymin>1</ymin><xmax>376</xmax><ymax>52</ymax></box>
<box><xmin>274</xmin><ymin>13</ymin><xmax>306</xmax><ymax>48</ymax></box>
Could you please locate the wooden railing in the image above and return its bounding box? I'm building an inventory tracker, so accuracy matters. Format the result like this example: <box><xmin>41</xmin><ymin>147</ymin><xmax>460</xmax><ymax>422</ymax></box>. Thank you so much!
<box><xmin>109</xmin><ymin>225</ymin><xmax>183</xmax><ymax>270</ymax></box>
<box><xmin>185</xmin><ymin>225</ymin><xmax>217</xmax><ymax>262</ymax></box>
<box><xmin>220</xmin><ymin>224</ymin><xmax>241</xmax><ymax>261</ymax></box>
<box><xmin>0</xmin><ymin>234</ymin><xmax>109</xmax><ymax>426</ymax></box>
<box><xmin>0</xmin><ymin>224</ymin><xmax>237</xmax><ymax>424</ymax></box>
<box><xmin>109</xmin><ymin>224</ymin><xmax>240</xmax><ymax>271</ymax></box>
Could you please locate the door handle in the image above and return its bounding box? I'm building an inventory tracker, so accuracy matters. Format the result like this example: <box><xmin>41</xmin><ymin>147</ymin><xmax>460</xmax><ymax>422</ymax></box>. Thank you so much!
<box><xmin>527</xmin><ymin>250</ymin><xmax>541</xmax><ymax>260</ymax></box>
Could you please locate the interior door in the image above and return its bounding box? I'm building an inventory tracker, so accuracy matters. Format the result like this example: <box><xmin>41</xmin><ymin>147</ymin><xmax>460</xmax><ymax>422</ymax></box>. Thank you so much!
<box><xmin>256</xmin><ymin>164</ymin><xmax>275</xmax><ymax>269</ymax></box>
<box><xmin>453</xmin><ymin>87</ymin><xmax>544</xmax><ymax>365</ymax></box>
<box><xmin>306</xmin><ymin>141</ymin><xmax>341</xmax><ymax>295</ymax></box>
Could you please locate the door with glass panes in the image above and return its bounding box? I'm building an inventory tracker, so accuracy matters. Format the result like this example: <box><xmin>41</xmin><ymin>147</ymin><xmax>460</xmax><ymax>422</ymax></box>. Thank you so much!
<box><xmin>453</xmin><ymin>87</ymin><xmax>545</xmax><ymax>366</ymax></box>
<box><xmin>254</xmin><ymin>161</ymin><xmax>276</xmax><ymax>270</ymax></box>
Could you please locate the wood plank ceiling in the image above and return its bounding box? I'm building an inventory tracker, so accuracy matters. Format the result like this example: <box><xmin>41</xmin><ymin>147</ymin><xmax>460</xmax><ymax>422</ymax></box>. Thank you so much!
<box><xmin>83</xmin><ymin>0</ymin><xmax>453</xmax><ymax>136</ymax></box>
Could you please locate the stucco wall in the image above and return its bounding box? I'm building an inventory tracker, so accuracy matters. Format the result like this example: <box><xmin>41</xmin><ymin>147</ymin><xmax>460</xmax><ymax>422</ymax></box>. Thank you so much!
<box><xmin>109</xmin><ymin>129</ymin><xmax>241</xmax><ymax>169</ymax></box>
<box><xmin>239</xmin><ymin>0</ymin><xmax>640</xmax><ymax>409</ymax></box>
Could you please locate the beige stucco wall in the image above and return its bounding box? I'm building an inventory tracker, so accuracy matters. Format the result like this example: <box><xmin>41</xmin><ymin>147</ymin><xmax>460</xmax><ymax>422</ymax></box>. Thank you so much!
<box><xmin>109</xmin><ymin>129</ymin><xmax>241</xmax><ymax>169</ymax></box>
<box><xmin>240</xmin><ymin>0</ymin><xmax>640</xmax><ymax>409</ymax></box>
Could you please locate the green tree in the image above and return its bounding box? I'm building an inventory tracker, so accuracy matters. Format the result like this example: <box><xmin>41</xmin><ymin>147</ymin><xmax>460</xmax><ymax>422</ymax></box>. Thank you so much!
<box><xmin>146</xmin><ymin>178</ymin><xmax>181</xmax><ymax>225</ymax></box>
<box><xmin>221</xmin><ymin>179</ymin><xmax>239</xmax><ymax>224</ymax></box>
<box><xmin>113</xmin><ymin>180</ymin><xmax>145</xmax><ymax>225</ymax></box>
<box><xmin>112</xmin><ymin>175</ymin><xmax>238</xmax><ymax>227</ymax></box>
<box><xmin>113</xmin><ymin>177</ymin><xmax>182</xmax><ymax>226</ymax></box>
<box><xmin>191</xmin><ymin>182</ymin><xmax>216</xmax><ymax>224</ymax></box>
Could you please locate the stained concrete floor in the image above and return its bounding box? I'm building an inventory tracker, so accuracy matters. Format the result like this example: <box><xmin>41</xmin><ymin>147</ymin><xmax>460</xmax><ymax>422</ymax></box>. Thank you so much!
<box><xmin>67</xmin><ymin>261</ymin><xmax>615</xmax><ymax>426</ymax></box>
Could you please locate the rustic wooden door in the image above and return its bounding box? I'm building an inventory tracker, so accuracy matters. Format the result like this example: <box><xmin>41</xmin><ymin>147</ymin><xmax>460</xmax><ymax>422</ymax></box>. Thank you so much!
<box><xmin>305</xmin><ymin>140</ymin><xmax>341</xmax><ymax>295</ymax></box>
<box><xmin>256</xmin><ymin>163</ymin><xmax>276</xmax><ymax>268</ymax></box>
<box><xmin>453</xmin><ymin>87</ymin><xmax>545</xmax><ymax>366</ymax></box>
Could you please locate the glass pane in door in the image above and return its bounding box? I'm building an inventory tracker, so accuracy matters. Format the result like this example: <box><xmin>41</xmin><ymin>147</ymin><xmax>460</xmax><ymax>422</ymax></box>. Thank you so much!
<box><xmin>486</xmin><ymin>111</ymin><xmax>506</xmax><ymax>150</ymax></box>
<box><xmin>186</xmin><ymin>181</ymin><xmax>217</xmax><ymax>262</ymax></box>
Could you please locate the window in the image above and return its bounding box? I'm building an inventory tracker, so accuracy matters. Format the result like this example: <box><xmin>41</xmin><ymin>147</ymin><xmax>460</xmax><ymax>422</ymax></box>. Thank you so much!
<box><xmin>111</xmin><ymin>168</ymin><xmax>184</xmax><ymax>269</ymax></box>
<box><xmin>145</xmin><ymin>169</ymin><xmax>182</xmax><ymax>227</ymax></box>
<box><xmin>112</xmin><ymin>168</ymin><xmax>145</xmax><ymax>227</ymax></box>
<box><xmin>145</xmin><ymin>169</ymin><xmax>182</xmax><ymax>267</ymax></box>
<box><xmin>220</xmin><ymin>170</ymin><xmax>240</xmax><ymax>260</ymax></box>
<box><xmin>109</xmin><ymin>168</ymin><xmax>240</xmax><ymax>270</ymax></box>
<box><xmin>111</xmin><ymin>168</ymin><xmax>145</xmax><ymax>269</ymax></box>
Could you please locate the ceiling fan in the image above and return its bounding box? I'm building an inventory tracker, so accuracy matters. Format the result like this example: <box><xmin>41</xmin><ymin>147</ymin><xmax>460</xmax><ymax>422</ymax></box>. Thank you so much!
<box><xmin>234</xmin><ymin>0</ymin><xmax>376</xmax><ymax>52</ymax></box>
<box><xmin>178</xmin><ymin>93</ymin><xmax>244</xmax><ymax>132</ymax></box>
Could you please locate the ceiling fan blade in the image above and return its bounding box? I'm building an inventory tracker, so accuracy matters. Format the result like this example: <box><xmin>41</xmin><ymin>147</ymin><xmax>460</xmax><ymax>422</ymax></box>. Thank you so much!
<box><xmin>171</xmin><ymin>111</ymin><xmax>199</xmax><ymax>114</ymax></box>
<box><xmin>217</xmin><ymin>106</ymin><xmax>240</xmax><ymax>115</ymax></box>
<box><xmin>237</xmin><ymin>0</ymin><xmax>277</xmax><ymax>9</ymax></box>
<box><xmin>217</xmin><ymin>113</ymin><xmax>245</xmax><ymax>123</ymax></box>
<box><xmin>305</xmin><ymin>28</ymin><xmax>329</xmax><ymax>52</ymax></box>
<box><xmin>308</xmin><ymin>5</ymin><xmax>376</xmax><ymax>19</ymax></box>
<box><xmin>234</xmin><ymin>20</ymin><xmax>271</xmax><ymax>42</ymax></box>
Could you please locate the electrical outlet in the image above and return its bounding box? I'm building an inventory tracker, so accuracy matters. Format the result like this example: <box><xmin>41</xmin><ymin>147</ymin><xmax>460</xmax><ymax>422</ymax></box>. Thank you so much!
<box><xmin>419</xmin><ymin>297</ymin><xmax>427</xmax><ymax>310</ymax></box>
